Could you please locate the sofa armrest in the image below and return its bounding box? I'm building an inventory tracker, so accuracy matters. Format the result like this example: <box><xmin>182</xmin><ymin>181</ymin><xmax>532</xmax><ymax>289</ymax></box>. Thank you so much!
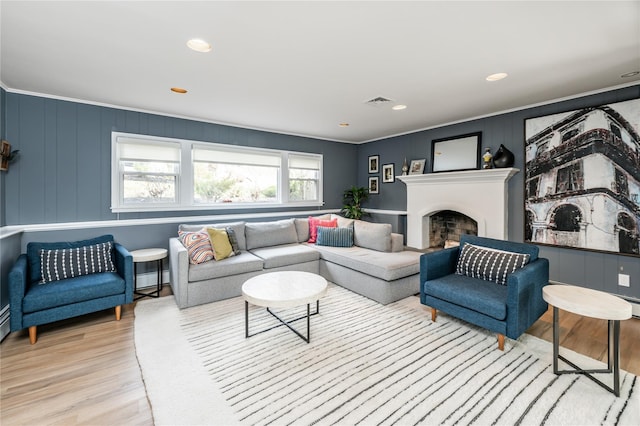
<box><xmin>390</xmin><ymin>233</ymin><xmax>404</xmax><ymax>252</ymax></box>
<box><xmin>9</xmin><ymin>254</ymin><xmax>28</xmax><ymax>331</ymax></box>
<box><xmin>114</xmin><ymin>243</ymin><xmax>134</xmax><ymax>304</ymax></box>
<box><xmin>505</xmin><ymin>257</ymin><xmax>549</xmax><ymax>338</ymax></box>
<box><xmin>169</xmin><ymin>237</ymin><xmax>189</xmax><ymax>309</ymax></box>
<box><xmin>419</xmin><ymin>247</ymin><xmax>460</xmax><ymax>285</ymax></box>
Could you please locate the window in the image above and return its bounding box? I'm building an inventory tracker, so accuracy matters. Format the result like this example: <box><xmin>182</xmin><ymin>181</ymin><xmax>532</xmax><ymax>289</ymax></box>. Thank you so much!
<box><xmin>288</xmin><ymin>154</ymin><xmax>321</xmax><ymax>202</ymax></box>
<box><xmin>115</xmin><ymin>137</ymin><xmax>181</xmax><ymax>208</ymax></box>
<box><xmin>555</xmin><ymin>161</ymin><xmax>583</xmax><ymax>194</ymax></box>
<box><xmin>112</xmin><ymin>132</ymin><xmax>323</xmax><ymax>212</ymax></box>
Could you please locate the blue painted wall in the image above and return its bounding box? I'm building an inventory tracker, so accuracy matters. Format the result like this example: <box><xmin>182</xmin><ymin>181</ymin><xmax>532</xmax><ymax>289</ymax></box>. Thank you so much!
<box><xmin>359</xmin><ymin>85</ymin><xmax>640</xmax><ymax>299</ymax></box>
<box><xmin>3</xmin><ymin>93</ymin><xmax>357</xmax><ymax>225</ymax></box>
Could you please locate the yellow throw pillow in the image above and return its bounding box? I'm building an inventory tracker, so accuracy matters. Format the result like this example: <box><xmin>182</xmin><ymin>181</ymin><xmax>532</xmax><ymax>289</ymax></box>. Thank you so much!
<box><xmin>206</xmin><ymin>228</ymin><xmax>234</xmax><ymax>261</ymax></box>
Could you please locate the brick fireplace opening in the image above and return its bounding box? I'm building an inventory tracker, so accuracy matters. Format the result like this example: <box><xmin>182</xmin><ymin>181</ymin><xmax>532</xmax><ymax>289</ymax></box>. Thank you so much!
<box><xmin>429</xmin><ymin>210</ymin><xmax>478</xmax><ymax>248</ymax></box>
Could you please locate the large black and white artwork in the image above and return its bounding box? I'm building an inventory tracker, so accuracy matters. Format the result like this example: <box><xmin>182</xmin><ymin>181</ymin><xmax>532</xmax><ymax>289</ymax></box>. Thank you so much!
<box><xmin>524</xmin><ymin>98</ymin><xmax>640</xmax><ymax>257</ymax></box>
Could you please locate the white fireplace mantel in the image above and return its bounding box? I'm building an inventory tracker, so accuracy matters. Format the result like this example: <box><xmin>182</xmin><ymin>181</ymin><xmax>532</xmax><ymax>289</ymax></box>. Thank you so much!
<box><xmin>398</xmin><ymin>168</ymin><xmax>519</xmax><ymax>249</ymax></box>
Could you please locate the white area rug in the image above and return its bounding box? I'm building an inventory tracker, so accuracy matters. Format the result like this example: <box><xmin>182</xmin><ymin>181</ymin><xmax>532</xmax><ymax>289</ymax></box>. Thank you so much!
<box><xmin>135</xmin><ymin>285</ymin><xmax>639</xmax><ymax>425</ymax></box>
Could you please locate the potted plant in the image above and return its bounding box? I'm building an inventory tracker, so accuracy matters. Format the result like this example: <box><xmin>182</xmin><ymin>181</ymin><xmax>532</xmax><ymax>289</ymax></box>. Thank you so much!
<box><xmin>341</xmin><ymin>186</ymin><xmax>369</xmax><ymax>219</ymax></box>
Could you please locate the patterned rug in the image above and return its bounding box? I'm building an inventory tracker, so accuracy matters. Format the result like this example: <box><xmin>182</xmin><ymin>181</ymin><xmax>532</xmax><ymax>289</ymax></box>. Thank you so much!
<box><xmin>134</xmin><ymin>284</ymin><xmax>639</xmax><ymax>425</ymax></box>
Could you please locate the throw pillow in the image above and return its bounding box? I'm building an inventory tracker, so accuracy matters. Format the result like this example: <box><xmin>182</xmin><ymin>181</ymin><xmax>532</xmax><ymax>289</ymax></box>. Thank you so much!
<box><xmin>225</xmin><ymin>227</ymin><xmax>241</xmax><ymax>255</ymax></box>
<box><xmin>456</xmin><ymin>243</ymin><xmax>530</xmax><ymax>286</ymax></box>
<box><xmin>206</xmin><ymin>228</ymin><xmax>234</xmax><ymax>261</ymax></box>
<box><xmin>178</xmin><ymin>230</ymin><xmax>215</xmax><ymax>264</ymax></box>
<box><xmin>316</xmin><ymin>226</ymin><xmax>354</xmax><ymax>247</ymax></box>
<box><xmin>308</xmin><ymin>217</ymin><xmax>338</xmax><ymax>243</ymax></box>
<box><xmin>39</xmin><ymin>241</ymin><xmax>116</xmax><ymax>284</ymax></box>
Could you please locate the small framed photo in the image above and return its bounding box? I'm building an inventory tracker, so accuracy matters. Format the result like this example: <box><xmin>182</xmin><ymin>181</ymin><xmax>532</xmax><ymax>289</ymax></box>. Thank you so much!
<box><xmin>368</xmin><ymin>176</ymin><xmax>379</xmax><ymax>194</ymax></box>
<box><xmin>368</xmin><ymin>155</ymin><xmax>379</xmax><ymax>173</ymax></box>
<box><xmin>382</xmin><ymin>163</ymin><xmax>395</xmax><ymax>183</ymax></box>
<box><xmin>409</xmin><ymin>159</ymin><xmax>426</xmax><ymax>175</ymax></box>
<box><xmin>0</xmin><ymin>140</ymin><xmax>11</xmax><ymax>171</ymax></box>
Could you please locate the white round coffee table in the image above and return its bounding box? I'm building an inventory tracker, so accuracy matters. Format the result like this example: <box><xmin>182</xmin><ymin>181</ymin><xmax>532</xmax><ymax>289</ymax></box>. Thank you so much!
<box><xmin>242</xmin><ymin>271</ymin><xmax>328</xmax><ymax>343</ymax></box>
<box><xmin>542</xmin><ymin>284</ymin><xmax>632</xmax><ymax>396</ymax></box>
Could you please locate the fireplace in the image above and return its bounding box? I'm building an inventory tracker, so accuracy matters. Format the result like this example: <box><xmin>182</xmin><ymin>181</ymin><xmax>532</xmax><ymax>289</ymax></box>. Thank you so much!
<box><xmin>398</xmin><ymin>168</ymin><xmax>518</xmax><ymax>249</ymax></box>
<box><xmin>429</xmin><ymin>210</ymin><xmax>478</xmax><ymax>248</ymax></box>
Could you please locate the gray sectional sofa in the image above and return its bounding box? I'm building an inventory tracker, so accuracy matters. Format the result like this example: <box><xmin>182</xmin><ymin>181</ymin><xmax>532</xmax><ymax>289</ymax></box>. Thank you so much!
<box><xmin>169</xmin><ymin>215</ymin><xmax>422</xmax><ymax>308</ymax></box>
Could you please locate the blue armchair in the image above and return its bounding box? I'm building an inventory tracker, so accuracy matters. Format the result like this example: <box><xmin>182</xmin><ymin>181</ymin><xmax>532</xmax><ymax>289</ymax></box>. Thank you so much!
<box><xmin>9</xmin><ymin>234</ymin><xmax>133</xmax><ymax>344</ymax></box>
<box><xmin>420</xmin><ymin>234</ymin><xmax>549</xmax><ymax>350</ymax></box>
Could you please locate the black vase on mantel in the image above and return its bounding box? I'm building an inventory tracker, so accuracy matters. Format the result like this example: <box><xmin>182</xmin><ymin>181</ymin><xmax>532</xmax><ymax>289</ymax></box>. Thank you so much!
<box><xmin>493</xmin><ymin>144</ymin><xmax>515</xmax><ymax>168</ymax></box>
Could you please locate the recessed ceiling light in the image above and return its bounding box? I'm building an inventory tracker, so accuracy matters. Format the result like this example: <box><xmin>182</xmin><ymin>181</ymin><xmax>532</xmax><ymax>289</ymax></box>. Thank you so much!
<box><xmin>187</xmin><ymin>38</ymin><xmax>212</xmax><ymax>53</ymax></box>
<box><xmin>621</xmin><ymin>71</ymin><xmax>640</xmax><ymax>78</ymax></box>
<box><xmin>486</xmin><ymin>72</ymin><xmax>508</xmax><ymax>82</ymax></box>
<box><xmin>392</xmin><ymin>104</ymin><xmax>407</xmax><ymax>111</ymax></box>
<box><xmin>171</xmin><ymin>87</ymin><xmax>188</xmax><ymax>94</ymax></box>
<box><xmin>339</xmin><ymin>123</ymin><xmax>350</xmax><ymax>127</ymax></box>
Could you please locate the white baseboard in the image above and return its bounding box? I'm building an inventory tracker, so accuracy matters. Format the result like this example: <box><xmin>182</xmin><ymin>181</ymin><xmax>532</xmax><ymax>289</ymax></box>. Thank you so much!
<box><xmin>135</xmin><ymin>270</ymin><xmax>170</xmax><ymax>290</ymax></box>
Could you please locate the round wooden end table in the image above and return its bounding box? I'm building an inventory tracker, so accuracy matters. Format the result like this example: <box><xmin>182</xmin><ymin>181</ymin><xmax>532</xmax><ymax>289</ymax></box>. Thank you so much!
<box><xmin>131</xmin><ymin>248</ymin><xmax>167</xmax><ymax>300</ymax></box>
<box><xmin>242</xmin><ymin>271</ymin><xmax>328</xmax><ymax>343</ymax></box>
<box><xmin>542</xmin><ymin>284</ymin><xmax>632</xmax><ymax>396</ymax></box>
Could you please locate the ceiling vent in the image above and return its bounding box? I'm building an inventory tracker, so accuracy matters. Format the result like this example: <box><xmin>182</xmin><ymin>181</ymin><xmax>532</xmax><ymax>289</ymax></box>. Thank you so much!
<box><xmin>364</xmin><ymin>96</ymin><xmax>394</xmax><ymax>107</ymax></box>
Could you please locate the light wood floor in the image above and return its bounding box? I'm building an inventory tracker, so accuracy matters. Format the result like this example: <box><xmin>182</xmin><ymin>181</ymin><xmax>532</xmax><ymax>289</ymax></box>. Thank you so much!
<box><xmin>1</xmin><ymin>289</ymin><xmax>639</xmax><ymax>426</ymax></box>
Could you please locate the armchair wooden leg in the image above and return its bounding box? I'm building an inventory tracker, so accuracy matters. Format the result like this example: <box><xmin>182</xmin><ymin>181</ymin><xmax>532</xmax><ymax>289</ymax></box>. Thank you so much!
<box><xmin>497</xmin><ymin>334</ymin><xmax>505</xmax><ymax>351</ymax></box>
<box><xmin>431</xmin><ymin>308</ymin><xmax>437</xmax><ymax>322</ymax></box>
<box><xmin>115</xmin><ymin>305</ymin><xmax>122</xmax><ymax>321</ymax></box>
<box><xmin>29</xmin><ymin>326</ymin><xmax>37</xmax><ymax>345</ymax></box>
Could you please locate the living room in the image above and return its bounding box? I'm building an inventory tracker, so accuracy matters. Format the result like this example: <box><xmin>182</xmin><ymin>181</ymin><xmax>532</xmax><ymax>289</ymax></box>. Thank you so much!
<box><xmin>1</xmin><ymin>1</ymin><xmax>639</xmax><ymax>425</ymax></box>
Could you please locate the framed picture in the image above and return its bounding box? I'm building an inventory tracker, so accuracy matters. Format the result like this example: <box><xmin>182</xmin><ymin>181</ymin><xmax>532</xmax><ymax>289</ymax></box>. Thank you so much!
<box><xmin>382</xmin><ymin>163</ymin><xmax>395</xmax><ymax>183</ymax></box>
<box><xmin>0</xmin><ymin>140</ymin><xmax>11</xmax><ymax>171</ymax></box>
<box><xmin>524</xmin><ymin>97</ymin><xmax>640</xmax><ymax>257</ymax></box>
<box><xmin>431</xmin><ymin>132</ymin><xmax>481</xmax><ymax>172</ymax></box>
<box><xmin>409</xmin><ymin>159</ymin><xmax>426</xmax><ymax>175</ymax></box>
<box><xmin>368</xmin><ymin>176</ymin><xmax>379</xmax><ymax>194</ymax></box>
<box><xmin>368</xmin><ymin>155</ymin><xmax>379</xmax><ymax>173</ymax></box>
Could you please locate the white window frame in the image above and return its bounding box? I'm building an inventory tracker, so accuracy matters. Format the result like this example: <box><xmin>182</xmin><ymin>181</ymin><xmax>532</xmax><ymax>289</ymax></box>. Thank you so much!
<box><xmin>111</xmin><ymin>132</ymin><xmax>323</xmax><ymax>213</ymax></box>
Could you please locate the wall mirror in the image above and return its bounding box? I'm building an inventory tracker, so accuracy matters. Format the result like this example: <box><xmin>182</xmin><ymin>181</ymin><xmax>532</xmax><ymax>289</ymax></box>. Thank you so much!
<box><xmin>431</xmin><ymin>132</ymin><xmax>481</xmax><ymax>172</ymax></box>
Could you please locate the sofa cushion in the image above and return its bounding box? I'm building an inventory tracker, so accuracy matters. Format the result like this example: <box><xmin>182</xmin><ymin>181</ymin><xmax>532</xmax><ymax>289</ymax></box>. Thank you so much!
<box><xmin>316</xmin><ymin>226</ymin><xmax>353</xmax><ymax>247</ymax></box>
<box><xmin>27</xmin><ymin>235</ymin><xmax>115</xmax><ymax>285</ymax></box>
<box><xmin>456</xmin><ymin>243</ymin><xmax>530</xmax><ymax>286</ymax></box>
<box><xmin>353</xmin><ymin>220</ymin><xmax>392</xmax><ymax>252</ymax></box>
<box><xmin>178</xmin><ymin>230</ymin><xmax>215</xmax><ymax>264</ymax></box>
<box><xmin>313</xmin><ymin>245</ymin><xmax>420</xmax><ymax>281</ymax></box>
<box><xmin>179</xmin><ymin>222</ymin><xmax>247</xmax><ymax>250</ymax></box>
<box><xmin>39</xmin><ymin>241</ymin><xmax>116</xmax><ymax>284</ymax></box>
<box><xmin>459</xmin><ymin>234</ymin><xmax>539</xmax><ymax>262</ymax></box>
<box><xmin>423</xmin><ymin>273</ymin><xmax>508</xmax><ymax>320</ymax></box>
<box><xmin>308</xmin><ymin>217</ymin><xmax>338</xmax><ymax>243</ymax></box>
<box><xmin>294</xmin><ymin>218</ymin><xmax>310</xmax><ymax>243</ymax></box>
<box><xmin>250</xmin><ymin>243</ymin><xmax>320</xmax><ymax>269</ymax></box>
<box><xmin>23</xmin><ymin>272</ymin><xmax>125</xmax><ymax>313</ymax></box>
<box><xmin>331</xmin><ymin>214</ymin><xmax>355</xmax><ymax>229</ymax></box>
<box><xmin>245</xmin><ymin>219</ymin><xmax>299</xmax><ymax>250</ymax></box>
<box><xmin>187</xmin><ymin>252</ymin><xmax>263</xmax><ymax>282</ymax></box>
<box><xmin>206</xmin><ymin>228</ymin><xmax>234</xmax><ymax>261</ymax></box>
<box><xmin>225</xmin><ymin>227</ymin><xmax>241</xmax><ymax>256</ymax></box>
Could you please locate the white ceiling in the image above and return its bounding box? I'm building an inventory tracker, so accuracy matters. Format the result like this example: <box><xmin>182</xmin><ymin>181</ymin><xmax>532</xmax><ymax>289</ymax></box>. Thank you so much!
<box><xmin>1</xmin><ymin>1</ymin><xmax>639</xmax><ymax>144</ymax></box>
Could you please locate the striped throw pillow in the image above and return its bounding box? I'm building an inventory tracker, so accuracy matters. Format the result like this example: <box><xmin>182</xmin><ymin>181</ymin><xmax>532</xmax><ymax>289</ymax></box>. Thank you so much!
<box><xmin>178</xmin><ymin>230</ymin><xmax>215</xmax><ymax>264</ymax></box>
<box><xmin>40</xmin><ymin>241</ymin><xmax>116</xmax><ymax>284</ymax></box>
<box><xmin>316</xmin><ymin>226</ymin><xmax>354</xmax><ymax>247</ymax></box>
<box><xmin>455</xmin><ymin>243</ymin><xmax>530</xmax><ymax>286</ymax></box>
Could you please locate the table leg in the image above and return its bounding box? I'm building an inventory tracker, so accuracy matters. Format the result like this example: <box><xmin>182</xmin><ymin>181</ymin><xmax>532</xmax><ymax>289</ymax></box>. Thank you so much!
<box><xmin>553</xmin><ymin>306</ymin><xmax>559</xmax><ymax>374</ymax></box>
<box><xmin>245</xmin><ymin>301</ymin><xmax>249</xmax><ymax>338</ymax></box>
<box><xmin>613</xmin><ymin>320</ymin><xmax>620</xmax><ymax>397</ymax></box>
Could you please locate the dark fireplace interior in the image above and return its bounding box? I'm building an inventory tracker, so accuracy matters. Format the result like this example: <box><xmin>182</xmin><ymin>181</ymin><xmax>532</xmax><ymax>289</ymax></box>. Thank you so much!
<box><xmin>429</xmin><ymin>210</ymin><xmax>478</xmax><ymax>248</ymax></box>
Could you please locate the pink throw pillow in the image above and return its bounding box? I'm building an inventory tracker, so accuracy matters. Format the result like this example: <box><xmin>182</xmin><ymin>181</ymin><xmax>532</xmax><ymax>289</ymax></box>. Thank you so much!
<box><xmin>308</xmin><ymin>217</ymin><xmax>337</xmax><ymax>243</ymax></box>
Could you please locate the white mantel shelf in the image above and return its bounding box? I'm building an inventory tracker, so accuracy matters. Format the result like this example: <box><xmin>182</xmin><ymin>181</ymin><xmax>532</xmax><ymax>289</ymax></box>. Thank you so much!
<box><xmin>397</xmin><ymin>167</ymin><xmax>519</xmax><ymax>185</ymax></box>
<box><xmin>397</xmin><ymin>168</ymin><xmax>520</xmax><ymax>249</ymax></box>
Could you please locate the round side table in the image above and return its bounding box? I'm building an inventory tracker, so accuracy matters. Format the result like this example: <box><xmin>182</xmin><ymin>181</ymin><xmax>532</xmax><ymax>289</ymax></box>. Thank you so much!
<box><xmin>542</xmin><ymin>284</ymin><xmax>632</xmax><ymax>396</ymax></box>
<box><xmin>131</xmin><ymin>248</ymin><xmax>168</xmax><ymax>300</ymax></box>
